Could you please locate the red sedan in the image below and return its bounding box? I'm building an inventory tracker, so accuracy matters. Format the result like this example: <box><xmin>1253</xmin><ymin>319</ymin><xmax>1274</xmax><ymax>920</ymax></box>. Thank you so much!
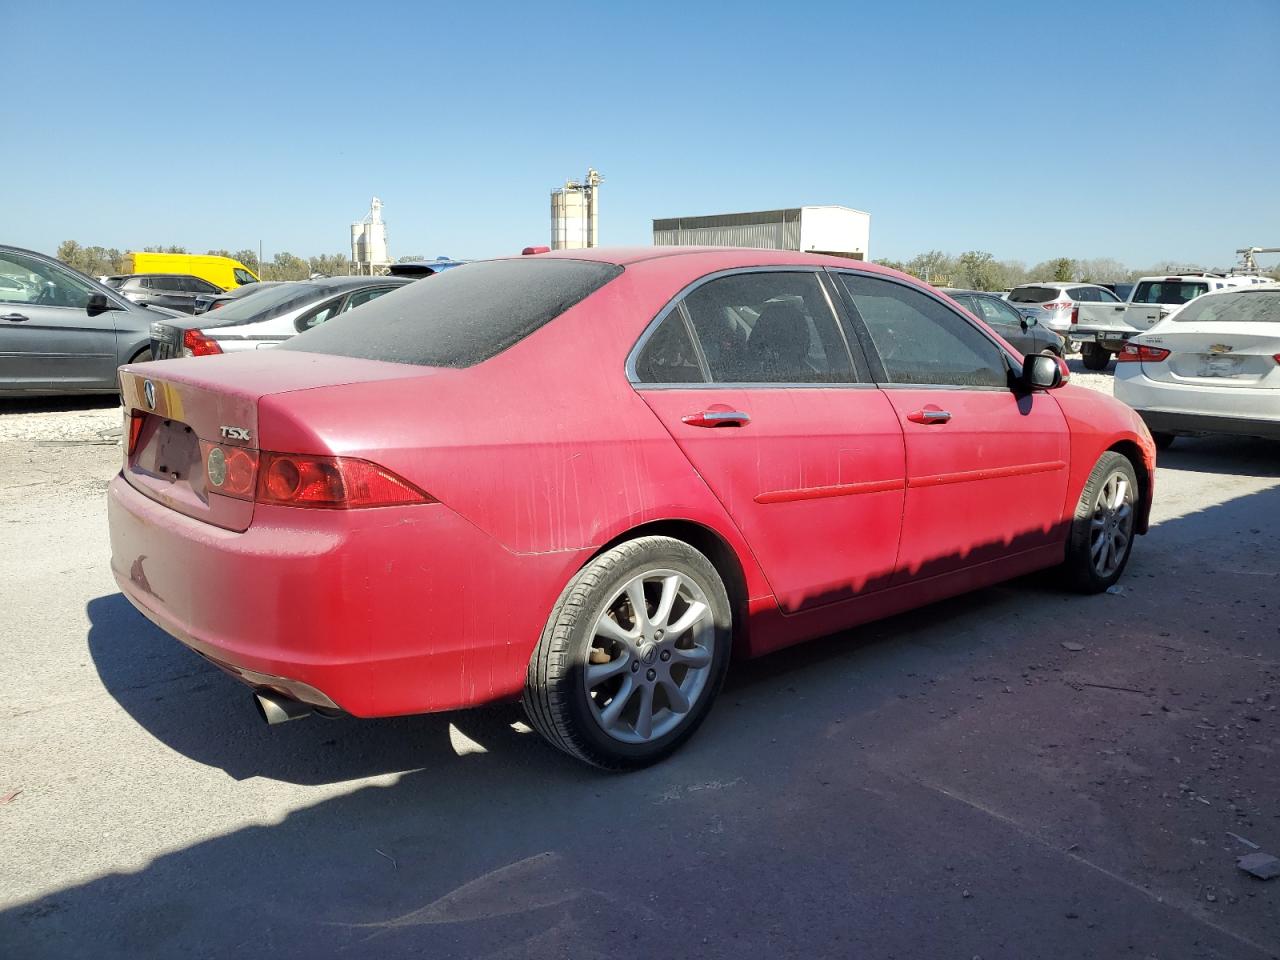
<box><xmin>108</xmin><ymin>248</ymin><xmax>1156</xmax><ymax>769</ymax></box>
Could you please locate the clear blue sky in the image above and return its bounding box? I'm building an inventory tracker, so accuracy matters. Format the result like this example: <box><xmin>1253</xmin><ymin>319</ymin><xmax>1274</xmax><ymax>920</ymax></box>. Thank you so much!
<box><xmin>5</xmin><ymin>0</ymin><xmax>1278</xmax><ymax>269</ymax></box>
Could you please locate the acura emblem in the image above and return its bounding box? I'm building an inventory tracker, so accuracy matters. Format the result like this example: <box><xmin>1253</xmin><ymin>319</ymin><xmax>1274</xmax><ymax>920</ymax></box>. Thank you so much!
<box><xmin>143</xmin><ymin>380</ymin><xmax>156</xmax><ymax>409</ymax></box>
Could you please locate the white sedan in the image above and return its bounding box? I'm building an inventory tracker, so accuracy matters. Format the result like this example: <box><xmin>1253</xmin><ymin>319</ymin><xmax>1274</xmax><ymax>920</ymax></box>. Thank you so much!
<box><xmin>1113</xmin><ymin>285</ymin><xmax>1280</xmax><ymax>448</ymax></box>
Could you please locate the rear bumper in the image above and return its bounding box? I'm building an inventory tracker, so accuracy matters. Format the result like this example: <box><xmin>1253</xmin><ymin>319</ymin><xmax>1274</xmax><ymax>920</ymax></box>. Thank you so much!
<box><xmin>1136</xmin><ymin>409</ymin><xmax>1280</xmax><ymax>440</ymax></box>
<box><xmin>108</xmin><ymin>474</ymin><xmax>572</xmax><ymax>717</ymax></box>
<box><xmin>1074</xmin><ymin>329</ymin><xmax>1136</xmax><ymax>350</ymax></box>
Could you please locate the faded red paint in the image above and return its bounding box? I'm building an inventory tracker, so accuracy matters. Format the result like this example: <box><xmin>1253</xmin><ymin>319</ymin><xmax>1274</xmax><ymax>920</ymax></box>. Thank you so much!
<box><xmin>108</xmin><ymin>248</ymin><xmax>1156</xmax><ymax>718</ymax></box>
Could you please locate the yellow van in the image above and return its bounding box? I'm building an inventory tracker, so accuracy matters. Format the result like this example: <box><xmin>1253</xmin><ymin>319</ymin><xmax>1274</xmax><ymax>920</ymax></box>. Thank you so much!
<box><xmin>124</xmin><ymin>252</ymin><xmax>260</xmax><ymax>290</ymax></box>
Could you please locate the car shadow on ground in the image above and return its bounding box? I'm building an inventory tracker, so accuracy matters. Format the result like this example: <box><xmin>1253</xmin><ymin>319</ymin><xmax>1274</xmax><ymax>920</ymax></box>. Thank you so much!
<box><xmin>0</xmin><ymin>396</ymin><xmax>119</xmax><ymax>415</ymax></box>
<box><xmin>10</xmin><ymin>454</ymin><xmax>1278</xmax><ymax>958</ymax></box>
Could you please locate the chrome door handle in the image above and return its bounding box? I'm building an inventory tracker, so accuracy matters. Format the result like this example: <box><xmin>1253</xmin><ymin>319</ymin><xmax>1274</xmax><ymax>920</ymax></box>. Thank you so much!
<box><xmin>682</xmin><ymin>410</ymin><xmax>751</xmax><ymax>428</ymax></box>
<box><xmin>1</xmin><ymin>313</ymin><xmax>29</xmax><ymax>322</ymax></box>
<box><xmin>907</xmin><ymin>407</ymin><xmax>951</xmax><ymax>425</ymax></box>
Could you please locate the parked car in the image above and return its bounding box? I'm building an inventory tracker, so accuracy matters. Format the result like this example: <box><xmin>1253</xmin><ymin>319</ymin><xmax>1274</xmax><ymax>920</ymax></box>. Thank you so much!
<box><xmin>104</xmin><ymin>273</ymin><xmax>223</xmax><ymax>314</ymax></box>
<box><xmin>194</xmin><ymin>280</ymin><xmax>286</xmax><ymax>315</ymax></box>
<box><xmin>0</xmin><ymin>244</ymin><xmax>177</xmax><ymax>396</ymax></box>
<box><xmin>1113</xmin><ymin>285</ymin><xmax>1280</xmax><ymax>447</ymax></box>
<box><xmin>387</xmin><ymin>257</ymin><xmax>468</xmax><ymax>277</ymax></box>
<box><xmin>942</xmin><ymin>288</ymin><xmax>1066</xmax><ymax>356</ymax></box>
<box><xmin>150</xmin><ymin>276</ymin><xmax>411</xmax><ymax>357</ymax></box>
<box><xmin>123</xmin><ymin>251</ymin><xmax>259</xmax><ymax>290</ymax></box>
<box><xmin>109</xmin><ymin>250</ymin><xmax>1155</xmax><ymax>769</ymax></box>
<box><xmin>1073</xmin><ymin>274</ymin><xmax>1259</xmax><ymax>370</ymax></box>
<box><xmin>1008</xmin><ymin>282</ymin><xmax>1123</xmax><ymax>343</ymax></box>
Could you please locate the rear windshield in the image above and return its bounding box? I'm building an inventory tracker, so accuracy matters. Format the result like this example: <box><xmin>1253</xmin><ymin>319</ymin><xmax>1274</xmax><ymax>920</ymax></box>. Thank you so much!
<box><xmin>1008</xmin><ymin>286</ymin><xmax>1061</xmax><ymax>304</ymax></box>
<box><xmin>1175</xmin><ymin>289</ymin><xmax>1280</xmax><ymax>323</ymax></box>
<box><xmin>208</xmin><ymin>283</ymin><xmax>322</xmax><ymax>322</ymax></box>
<box><xmin>282</xmin><ymin>258</ymin><xmax>624</xmax><ymax>368</ymax></box>
<box><xmin>1132</xmin><ymin>280</ymin><xmax>1208</xmax><ymax>305</ymax></box>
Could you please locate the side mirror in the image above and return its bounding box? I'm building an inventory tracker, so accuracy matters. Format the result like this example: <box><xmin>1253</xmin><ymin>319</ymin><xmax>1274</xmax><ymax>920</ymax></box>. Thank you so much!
<box><xmin>1023</xmin><ymin>353</ymin><xmax>1065</xmax><ymax>390</ymax></box>
<box><xmin>86</xmin><ymin>292</ymin><xmax>113</xmax><ymax>317</ymax></box>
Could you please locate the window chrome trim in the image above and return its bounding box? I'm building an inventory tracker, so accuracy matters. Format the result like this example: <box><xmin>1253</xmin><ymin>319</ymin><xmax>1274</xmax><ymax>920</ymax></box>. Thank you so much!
<box><xmin>625</xmin><ymin>265</ymin><xmax>866</xmax><ymax>387</ymax></box>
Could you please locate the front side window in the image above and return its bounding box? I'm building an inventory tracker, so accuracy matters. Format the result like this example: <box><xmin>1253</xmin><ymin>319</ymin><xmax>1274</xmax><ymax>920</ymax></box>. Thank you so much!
<box><xmin>1132</xmin><ymin>280</ymin><xmax>1209</xmax><ymax>305</ymax></box>
<box><xmin>975</xmin><ymin>296</ymin><xmax>1020</xmax><ymax>328</ymax></box>
<box><xmin>0</xmin><ymin>251</ymin><xmax>93</xmax><ymax>308</ymax></box>
<box><xmin>342</xmin><ymin>286</ymin><xmax>397</xmax><ymax>312</ymax></box>
<box><xmin>679</xmin><ymin>271</ymin><xmax>854</xmax><ymax>384</ymax></box>
<box><xmin>838</xmin><ymin>274</ymin><xmax>1009</xmax><ymax>389</ymax></box>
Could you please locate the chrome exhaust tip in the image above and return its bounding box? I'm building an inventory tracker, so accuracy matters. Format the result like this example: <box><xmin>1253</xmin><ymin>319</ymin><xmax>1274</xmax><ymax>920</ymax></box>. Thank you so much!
<box><xmin>254</xmin><ymin>690</ymin><xmax>312</xmax><ymax>725</ymax></box>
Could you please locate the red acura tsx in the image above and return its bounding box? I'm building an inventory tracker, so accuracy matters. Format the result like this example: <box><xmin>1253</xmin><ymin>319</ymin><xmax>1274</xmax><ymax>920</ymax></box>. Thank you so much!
<box><xmin>109</xmin><ymin>248</ymin><xmax>1156</xmax><ymax>768</ymax></box>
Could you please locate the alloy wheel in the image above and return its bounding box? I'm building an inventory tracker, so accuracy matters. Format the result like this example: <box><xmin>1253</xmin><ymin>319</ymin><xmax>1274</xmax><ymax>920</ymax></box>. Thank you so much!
<box><xmin>584</xmin><ymin>569</ymin><xmax>716</xmax><ymax>744</ymax></box>
<box><xmin>1089</xmin><ymin>472</ymin><xmax>1134</xmax><ymax>578</ymax></box>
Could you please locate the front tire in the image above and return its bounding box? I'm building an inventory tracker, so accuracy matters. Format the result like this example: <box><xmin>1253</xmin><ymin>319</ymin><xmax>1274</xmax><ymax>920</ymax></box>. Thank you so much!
<box><xmin>1080</xmin><ymin>343</ymin><xmax>1110</xmax><ymax>370</ymax></box>
<box><xmin>1064</xmin><ymin>452</ymin><xmax>1138</xmax><ymax>593</ymax></box>
<box><xmin>524</xmin><ymin>536</ymin><xmax>732</xmax><ymax>770</ymax></box>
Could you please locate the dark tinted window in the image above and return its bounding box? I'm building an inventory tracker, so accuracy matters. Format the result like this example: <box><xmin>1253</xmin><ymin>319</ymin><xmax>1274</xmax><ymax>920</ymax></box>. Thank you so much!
<box><xmin>1008</xmin><ymin>286</ymin><xmax>1061</xmax><ymax>304</ymax></box>
<box><xmin>1069</xmin><ymin>287</ymin><xmax>1096</xmax><ymax>302</ymax></box>
<box><xmin>1132</xmin><ymin>280</ymin><xmax>1209</xmax><ymax>305</ymax></box>
<box><xmin>839</xmin><ymin>274</ymin><xmax>1009</xmax><ymax>388</ymax></box>
<box><xmin>295</xmin><ymin>295</ymin><xmax>346</xmax><ymax>332</ymax></box>
<box><xmin>210</xmin><ymin>283</ymin><xmax>324</xmax><ymax>322</ymax></box>
<box><xmin>233</xmin><ymin>269</ymin><xmax>257</xmax><ymax>285</ymax></box>
<box><xmin>1097</xmin><ymin>287</ymin><xmax>1122</xmax><ymax>302</ymax></box>
<box><xmin>191</xmin><ymin>277</ymin><xmax>221</xmax><ymax>293</ymax></box>
<box><xmin>283</xmin><ymin>258</ymin><xmax>623</xmax><ymax>368</ymax></box>
<box><xmin>680</xmin><ymin>272</ymin><xmax>855</xmax><ymax>384</ymax></box>
<box><xmin>634</xmin><ymin>309</ymin><xmax>704</xmax><ymax>383</ymax></box>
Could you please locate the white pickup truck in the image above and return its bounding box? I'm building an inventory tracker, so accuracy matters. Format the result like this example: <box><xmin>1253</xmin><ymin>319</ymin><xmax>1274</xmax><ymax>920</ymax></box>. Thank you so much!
<box><xmin>1073</xmin><ymin>274</ymin><xmax>1265</xmax><ymax>369</ymax></box>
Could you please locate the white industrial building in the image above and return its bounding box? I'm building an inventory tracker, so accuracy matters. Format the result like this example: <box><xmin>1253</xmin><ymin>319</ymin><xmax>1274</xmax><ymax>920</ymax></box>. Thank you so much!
<box><xmin>652</xmin><ymin>205</ymin><xmax>870</xmax><ymax>260</ymax></box>
<box><xmin>551</xmin><ymin>169</ymin><xmax>602</xmax><ymax>250</ymax></box>
<box><xmin>351</xmin><ymin>197</ymin><xmax>391</xmax><ymax>275</ymax></box>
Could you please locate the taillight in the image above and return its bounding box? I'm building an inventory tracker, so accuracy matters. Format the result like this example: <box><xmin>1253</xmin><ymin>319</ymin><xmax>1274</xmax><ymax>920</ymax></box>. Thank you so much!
<box><xmin>183</xmin><ymin>329</ymin><xmax>223</xmax><ymax>357</ymax></box>
<box><xmin>257</xmin><ymin>453</ymin><xmax>434</xmax><ymax>509</ymax></box>
<box><xmin>126</xmin><ymin>412</ymin><xmax>145</xmax><ymax>455</ymax></box>
<box><xmin>1273</xmin><ymin>354</ymin><xmax>1280</xmax><ymax>365</ymax></box>
<box><xmin>1071</xmin><ymin>305</ymin><xmax>1079</xmax><ymax>325</ymax></box>
<box><xmin>1117</xmin><ymin>344</ymin><xmax>1171</xmax><ymax>363</ymax></box>
<box><xmin>1045</xmin><ymin>300</ymin><xmax>1070</xmax><ymax>312</ymax></box>
<box><xmin>199</xmin><ymin>440</ymin><xmax>259</xmax><ymax>499</ymax></box>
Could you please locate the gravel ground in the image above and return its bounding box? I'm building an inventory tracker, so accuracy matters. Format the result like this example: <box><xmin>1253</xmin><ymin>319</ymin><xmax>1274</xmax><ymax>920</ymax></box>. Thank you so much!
<box><xmin>1</xmin><ymin>367</ymin><xmax>1278</xmax><ymax>960</ymax></box>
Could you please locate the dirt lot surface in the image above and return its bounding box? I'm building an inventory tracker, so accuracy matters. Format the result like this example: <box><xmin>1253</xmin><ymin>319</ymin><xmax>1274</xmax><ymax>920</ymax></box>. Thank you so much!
<box><xmin>2</xmin><ymin>366</ymin><xmax>1278</xmax><ymax>959</ymax></box>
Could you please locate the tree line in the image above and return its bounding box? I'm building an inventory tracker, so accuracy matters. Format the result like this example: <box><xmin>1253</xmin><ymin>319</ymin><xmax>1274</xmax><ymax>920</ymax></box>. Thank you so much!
<box><xmin>870</xmin><ymin>251</ymin><xmax>1265</xmax><ymax>290</ymax></box>
<box><xmin>55</xmin><ymin>241</ymin><xmax>356</xmax><ymax>283</ymax></box>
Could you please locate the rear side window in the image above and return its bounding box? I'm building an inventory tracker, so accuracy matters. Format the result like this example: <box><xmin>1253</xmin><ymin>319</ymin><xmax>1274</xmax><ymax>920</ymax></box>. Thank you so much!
<box><xmin>838</xmin><ymin>274</ymin><xmax>1009</xmax><ymax>389</ymax></box>
<box><xmin>1008</xmin><ymin>286</ymin><xmax>1060</xmax><ymax>304</ymax></box>
<box><xmin>679</xmin><ymin>272</ymin><xmax>855</xmax><ymax>384</ymax></box>
<box><xmin>634</xmin><ymin>310</ymin><xmax>705</xmax><ymax>383</ymax></box>
<box><xmin>1132</xmin><ymin>280</ymin><xmax>1209</xmax><ymax>305</ymax></box>
<box><xmin>233</xmin><ymin>269</ymin><xmax>257</xmax><ymax>285</ymax></box>
<box><xmin>283</xmin><ymin>259</ymin><xmax>623</xmax><ymax>368</ymax></box>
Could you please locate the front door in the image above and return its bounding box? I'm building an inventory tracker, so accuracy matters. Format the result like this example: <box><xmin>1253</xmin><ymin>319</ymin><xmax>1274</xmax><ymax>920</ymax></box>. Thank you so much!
<box><xmin>631</xmin><ymin>269</ymin><xmax>906</xmax><ymax>612</ymax></box>
<box><xmin>833</xmin><ymin>271</ymin><xmax>1070</xmax><ymax>584</ymax></box>
<box><xmin>0</xmin><ymin>250</ymin><xmax>118</xmax><ymax>391</ymax></box>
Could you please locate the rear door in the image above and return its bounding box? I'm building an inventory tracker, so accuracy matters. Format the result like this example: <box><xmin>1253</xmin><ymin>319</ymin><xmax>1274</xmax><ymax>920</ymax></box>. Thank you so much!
<box><xmin>0</xmin><ymin>249</ymin><xmax>118</xmax><ymax>391</ymax></box>
<box><xmin>632</xmin><ymin>269</ymin><xmax>906</xmax><ymax>612</ymax></box>
<box><xmin>833</xmin><ymin>271</ymin><xmax>1070</xmax><ymax>584</ymax></box>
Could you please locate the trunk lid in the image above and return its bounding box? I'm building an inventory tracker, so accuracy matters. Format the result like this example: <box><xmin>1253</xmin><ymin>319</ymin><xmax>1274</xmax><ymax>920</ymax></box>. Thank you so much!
<box><xmin>1139</xmin><ymin>323</ymin><xmax>1280</xmax><ymax>388</ymax></box>
<box><xmin>118</xmin><ymin>351</ymin><xmax>428</xmax><ymax>531</ymax></box>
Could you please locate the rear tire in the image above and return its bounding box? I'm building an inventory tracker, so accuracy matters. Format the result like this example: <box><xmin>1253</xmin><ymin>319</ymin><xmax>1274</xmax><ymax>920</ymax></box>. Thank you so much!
<box><xmin>523</xmin><ymin>536</ymin><xmax>732</xmax><ymax>770</ymax></box>
<box><xmin>1081</xmin><ymin>343</ymin><xmax>1110</xmax><ymax>370</ymax></box>
<box><xmin>1064</xmin><ymin>452</ymin><xmax>1138</xmax><ymax>593</ymax></box>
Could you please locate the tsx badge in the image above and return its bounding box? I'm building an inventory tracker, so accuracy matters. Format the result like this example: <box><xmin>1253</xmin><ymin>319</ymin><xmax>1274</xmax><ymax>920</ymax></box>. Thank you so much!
<box><xmin>220</xmin><ymin>426</ymin><xmax>252</xmax><ymax>442</ymax></box>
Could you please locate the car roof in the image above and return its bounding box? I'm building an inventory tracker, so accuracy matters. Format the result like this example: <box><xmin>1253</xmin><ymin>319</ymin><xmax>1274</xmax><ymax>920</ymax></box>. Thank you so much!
<box><xmin>524</xmin><ymin>246</ymin><xmax>882</xmax><ymax>269</ymax></box>
<box><xmin>307</xmin><ymin>275</ymin><xmax>412</xmax><ymax>288</ymax></box>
